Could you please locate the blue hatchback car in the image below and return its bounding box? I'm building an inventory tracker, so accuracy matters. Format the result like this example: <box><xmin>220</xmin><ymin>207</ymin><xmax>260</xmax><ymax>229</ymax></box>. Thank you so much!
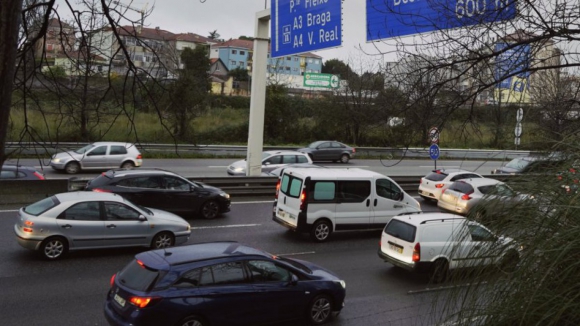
<box><xmin>104</xmin><ymin>242</ymin><xmax>346</xmax><ymax>326</ymax></box>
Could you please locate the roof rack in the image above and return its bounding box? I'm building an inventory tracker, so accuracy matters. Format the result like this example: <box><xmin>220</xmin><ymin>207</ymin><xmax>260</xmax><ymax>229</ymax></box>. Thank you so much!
<box><xmin>420</xmin><ymin>217</ymin><xmax>465</xmax><ymax>225</ymax></box>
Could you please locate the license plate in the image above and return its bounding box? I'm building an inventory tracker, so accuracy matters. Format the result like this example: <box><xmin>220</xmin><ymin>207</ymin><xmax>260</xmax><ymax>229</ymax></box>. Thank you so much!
<box><xmin>389</xmin><ymin>244</ymin><xmax>403</xmax><ymax>254</ymax></box>
<box><xmin>278</xmin><ymin>209</ymin><xmax>286</xmax><ymax>219</ymax></box>
<box><xmin>114</xmin><ymin>293</ymin><xmax>126</xmax><ymax>307</ymax></box>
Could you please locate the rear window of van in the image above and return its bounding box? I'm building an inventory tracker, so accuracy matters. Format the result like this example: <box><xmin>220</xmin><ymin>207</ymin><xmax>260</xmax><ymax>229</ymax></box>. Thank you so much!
<box><xmin>385</xmin><ymin>219</ymin><xmax>416</xmax><ymax>243</ymax></box>
<box><xmin>281</xmin><ymin>174</ymin><xmax>303</xmax><ymax>198</ymax></box>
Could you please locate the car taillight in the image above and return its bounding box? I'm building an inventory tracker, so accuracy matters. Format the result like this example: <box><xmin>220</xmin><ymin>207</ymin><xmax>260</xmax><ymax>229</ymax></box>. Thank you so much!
<box><xmin>299</xmin><ymin>189</ymin><xmax>307</xmax><ymax>211</ymax></box>
<box><xmin>460</xmin><ymin>190</ymin><xmax>473</xmax><ymax>200</ymax></box>
<box><xmin>22</xmin><ymin>227</ymin><xmax>33</xmax><ymax>233</ymax></box>
<box><xmin>33</xmin><ymin>172</ymin><xmax>45</xmax><ymax>180</ymax></box>
<box><xmin>352</xmin><ymin>148</ymin><xmax>356</xmax><ymax>153</ymax></box>
<box><xmin>275</xmin><ymin>179</ymin><xmax>281</xmax><ymax>199</ymax></box>
<box><xmin>137</xmin><ymin>154</ymin><xmax>142</xmax><ymax>160</ymax></box>
<box><xmin>435</xmin><ymin>183</ymin><xmax>444</xmax><ymax>188</ymax></box>
<box><xmin>129</xmin><ymin>296</ymin><xmax>161</xmax><ymax>308</ymax></box>
<box><xmin>419</xmin><ymin>179</ymin><xmax>422</xmax><ymax>184</ymax></box>
<box><xmin>412</xmin><ymin>243</ymin><xmax>421</xmax><ymax>262</ymax></box>
<box><xmin>92</xmin><ymin>188</ymin><xmax>112</xmax><ymax>193</ymax></box>
<box><xmin>24</xmin><ymin>220</ymin><xmax>34</xmax><ymax>226</ymax></box>
<box><xmin>110</xmin><ymin>274</ymin><xmax>116</xmax><ymax>287</ymax></box>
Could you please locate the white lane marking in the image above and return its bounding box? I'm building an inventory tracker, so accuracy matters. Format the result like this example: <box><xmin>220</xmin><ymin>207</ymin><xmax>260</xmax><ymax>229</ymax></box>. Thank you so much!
<box><xmin>192</xmin><ymin>224</ymin><xmax>261</xmax><ymax>230</ymax></box>
<box><xmin>0</xmin><ymin>210</ymin><xmax>18</xmax><ymax>213</ymax></box>
<box><xmin>408</xmin><ymin>281</ymin><xmax>488</xmax><ymax>294</ymax></box>
<box><xmin>419</xmin><ymin>166</ymin><xmax>460</xmax><ymax>168</ymax></box>
<box><xmin>276</xmin><ymin>251</ymin><xmax>316</xmax><ymax>256</ymax></box>
<box><xmin>209</xmin><ymin>166</ymin><xmax>228</xmax><ymax>168</ymax></box>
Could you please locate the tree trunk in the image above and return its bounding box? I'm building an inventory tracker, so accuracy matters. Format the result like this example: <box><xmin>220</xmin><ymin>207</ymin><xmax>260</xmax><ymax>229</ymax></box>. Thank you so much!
<box><xmin>0</xmin><ymin>0</ymin><xmax>24</xmax><ymax>165</ymax></box>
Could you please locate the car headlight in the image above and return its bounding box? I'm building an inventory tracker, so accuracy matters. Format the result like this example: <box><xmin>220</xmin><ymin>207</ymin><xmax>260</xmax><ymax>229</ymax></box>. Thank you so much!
<box><xmin>186</xmin><ymin>224</ymin><xmax>191</xmax><ymax>231</ymax></box>
<box><xmin>52</xmin><ymin>158</ymin><xmax>61</xmax><ymax>163</ymax></box>
<box><xmin>220</xmin><ymin>192</ymin><xmax>230</xmax><ymax>199</ymax></box>
<box><xmin>233</xmin><ymin>167</ymin><xmax>244</xmax><ymax>172</ymax></box>
<box><xmin>336</xmin><ymin>280</ymin><xmax>346</xmax><ymax>289</ymax></box>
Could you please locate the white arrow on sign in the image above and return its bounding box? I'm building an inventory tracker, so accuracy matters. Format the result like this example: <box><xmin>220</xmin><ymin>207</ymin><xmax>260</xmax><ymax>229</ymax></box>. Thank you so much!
<box><xmin>516</xmin><ymin>108</ymin><xmax>523</xmax><ymax>122</ymax></box>
<box><xmin>515</xmin><ymin>122</ymin><xmax>523</xmax><ymax>137</ymax></box>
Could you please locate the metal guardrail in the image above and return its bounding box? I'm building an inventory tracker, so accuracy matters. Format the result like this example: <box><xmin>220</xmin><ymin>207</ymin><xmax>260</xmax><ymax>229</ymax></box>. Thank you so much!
<box><xmin>6</xmin><ymin>142</ymin><xmax>532</xmax><ymax>160</ymax></box>
<box><xmin>68</xmin><ymin>175</ymin><xmax>516</xmax><ymax>197</ymax></box>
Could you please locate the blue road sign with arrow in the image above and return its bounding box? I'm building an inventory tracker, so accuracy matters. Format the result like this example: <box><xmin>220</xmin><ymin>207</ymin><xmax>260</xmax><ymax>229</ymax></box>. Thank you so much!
<box><xmin>429</xmin><ymin>144</ymin><xmax>440</xmax><ymax>160</ymax></box>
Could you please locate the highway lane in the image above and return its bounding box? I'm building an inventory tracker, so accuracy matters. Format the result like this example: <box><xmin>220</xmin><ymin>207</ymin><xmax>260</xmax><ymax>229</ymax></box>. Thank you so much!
<box><xmin>0</xmin><ymin>200</ymin><xmax>451</xmax><ymax>326</ymax></box>
<box><xmin>6</xmin><ymin>158</ymin><xmax>507</xmax><ymax>179</ymax></box>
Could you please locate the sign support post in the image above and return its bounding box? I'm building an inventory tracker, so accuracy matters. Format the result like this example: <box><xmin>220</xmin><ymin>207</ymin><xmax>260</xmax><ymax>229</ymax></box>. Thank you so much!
<box><xmin>246</xmin><ymin>9</ymin><xmax>270</xmax><ymax>176</ymax></box>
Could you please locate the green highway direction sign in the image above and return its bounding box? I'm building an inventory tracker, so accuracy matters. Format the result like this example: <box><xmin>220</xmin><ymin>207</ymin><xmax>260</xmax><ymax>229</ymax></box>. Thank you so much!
<box><xmin>303</xmin><ymin>73</ymin><xmax>340</xmax><ymax>89</ymax></box>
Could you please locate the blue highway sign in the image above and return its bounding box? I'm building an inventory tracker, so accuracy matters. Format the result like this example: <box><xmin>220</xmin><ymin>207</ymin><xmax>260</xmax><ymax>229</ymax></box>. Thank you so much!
<box><xmin>366</xmin><ymin>0</ymin><xmax>517</xmax><ymax>41</ymax></box>
<box><xmin>429</xmin><ymin>144</ymin><xmax>440</xmax><ymax>160</ymax></box>
<box><xmin>271</xmin><ymin>0</ymin><xmax>342</xmax><ymax>58</ymax></box>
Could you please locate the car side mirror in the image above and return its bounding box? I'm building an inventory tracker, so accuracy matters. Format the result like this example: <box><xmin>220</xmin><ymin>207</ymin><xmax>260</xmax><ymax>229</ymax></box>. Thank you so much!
<box><xmin>138</xmin><ymin>215</ymin><xmax>147</xmax><ymax>221</ymax></box>
<box><xmin>190</xmin><ymin>185</ymin><xmax>196</xmax><ymax>192</ymax></box>
<box><xmin>264</xmin><ymin>162</ymin><xmax>271</xmax><ymax>165</ymax></box>
<box><xmin>288</xmin><ymin>274</ymin><xmax>299</xmax><ymax>286</ymax></box>
<box><xmin>395</xmin><ymin>192</ymin><xmax>404</xmax><ymax>201</ymax></box>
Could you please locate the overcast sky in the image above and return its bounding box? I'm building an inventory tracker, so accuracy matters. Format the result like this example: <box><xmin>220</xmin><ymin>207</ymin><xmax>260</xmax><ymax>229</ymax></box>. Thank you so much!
<box><xmin>72</xmin><ymin>0</ymin><xmax>398</xmax><ymax>64</ymax></box>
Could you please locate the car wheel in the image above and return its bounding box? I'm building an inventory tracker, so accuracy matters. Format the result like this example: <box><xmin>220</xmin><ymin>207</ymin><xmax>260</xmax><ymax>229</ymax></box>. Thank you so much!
<box><xmin>64</xmin><ymin>162</ymin><xmax>80</xmax><ymax>174</ymax></box>
<box><xmin>310</xmin><ymin>220</ymin><xmax>332</xmax><ymax>242</ymax></box>
<box><xmin>340</xmin><ymin>154</ymin><xmax>350</xmax><ymax>164</ymax></box>
<box><xmin>178</xmin><ymin>315</ymin><xmax>207</xmax><ymax>326</ymax></box>
<box><xmin>121</xmin><ymin>161</ymin><xmax>134</xmax><ymax>169</ymax></box>
<box><xmin>200</xmin><ymin>201</ymin><xmax>219</xmax><ymax>219</ymax></box>
<box><xmin>498</xmin><ymin>249</ymin><xmax>519</xmax><ymax>273</ymax></box>
<box><xmin>151</xmin><ymin>232</ymin><xmax>175</xmax><ymax>249</ymax></box>
<box><xmin>307</xmin><ymin>294</ymin><xmax>333</xmax><ymax>325</ymax></box>
<box><xmin>40</xmin><ymin>237</ymin><xmax>68</xmax><ymax>260</ymax></box>
<box><xmin>430</xmin><ymin>259</ymin><xmax>449</xmax><ymax>284</ymax></box>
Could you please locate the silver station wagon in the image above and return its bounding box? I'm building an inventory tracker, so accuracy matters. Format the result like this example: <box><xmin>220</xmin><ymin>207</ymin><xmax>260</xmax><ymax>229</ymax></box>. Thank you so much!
<box><xmin>14</xmin><ymin>192</ymin><xmax>191</xmax><ymax>260</ymax></box>
<box><xmin>50</xmin><ymin>142</ymin><xmax>143</xmax><ymax>174</ymax></box>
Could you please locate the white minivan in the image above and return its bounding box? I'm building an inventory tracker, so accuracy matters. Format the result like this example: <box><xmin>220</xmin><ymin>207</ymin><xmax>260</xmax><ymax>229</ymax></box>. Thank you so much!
<box><xmin>378</xmin><ymin>212</ymin><xmax>519</xmax><ymax>283</ymax></box>
<box><xmin>272</xmin><ymin>168</ymin><xmax>421</xmax><ymax>242</ymax></box>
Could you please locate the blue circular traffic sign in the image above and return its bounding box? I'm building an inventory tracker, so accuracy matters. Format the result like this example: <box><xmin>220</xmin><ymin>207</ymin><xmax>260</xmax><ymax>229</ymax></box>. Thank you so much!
<box><xmin>429</xmin><ymin>144</ymin><xmax>440</xmax><ymax>160</ymax></box>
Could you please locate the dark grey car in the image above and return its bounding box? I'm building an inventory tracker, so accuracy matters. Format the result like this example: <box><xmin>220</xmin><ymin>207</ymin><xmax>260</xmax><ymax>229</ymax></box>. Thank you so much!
<box><xmin>298</xmin><ymin>141</ymin><xmax>355</xmax><ymax>163</ymax></box>
<box><xmin>1</xmin><ymin>164</ymin><xmax>45</xmax><ymax>180</ymax></box>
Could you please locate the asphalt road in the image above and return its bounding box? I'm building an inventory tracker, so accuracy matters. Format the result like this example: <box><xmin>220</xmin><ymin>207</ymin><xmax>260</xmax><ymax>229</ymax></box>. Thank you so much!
<box><xmin>6</xmin><ymin>158</ymin><xmax>507</xmax><ymax>179</ymax></box>
<box><xmin>0</xmin><ymin>199</ymin><xmax>456</xmax><ymax>326</ymax></box>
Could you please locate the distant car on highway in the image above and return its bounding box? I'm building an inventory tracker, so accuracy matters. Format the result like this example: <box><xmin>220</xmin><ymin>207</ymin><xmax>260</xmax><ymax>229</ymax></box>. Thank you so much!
<box><xmin>1</xmin><ymin>164</ymin><xmax>45</xmax><ymax>180</ymax></box>
<box><xmin>50</xmin><ymin>142</ymin><xmax>142</xmax><ymax>174</ymax></box>
<box><xmin>491</xmin><ymin>155</ymin><xmax>562</xmax><ymax>175</ymax></box>
<box><xmin>297</xmin><ymin>141</ymin><xmax>355</xmax><ymax>163</ymax></box>
<box><xmin>418</xmin><ymin>169</ymin><xmax>482</xmax><ymax>202</ymax></box>
<box><xmin>85</xmin><ymin>168</ymin><xmax>231</xmax><ymax>219</ymax></box>
<box><xmin>104</xmin><ymin>241</ymin><xmax>346</xmax><ymax>326</ymax></box>
<box><xmin>227</xmin><ymin>150</ymin><xmax>312</xmax><ymax>176</ymax></box>
<box><xmin>14</xmin><ymin>191</ymin><xmax>191</xmax><ymax>260</ymax></box>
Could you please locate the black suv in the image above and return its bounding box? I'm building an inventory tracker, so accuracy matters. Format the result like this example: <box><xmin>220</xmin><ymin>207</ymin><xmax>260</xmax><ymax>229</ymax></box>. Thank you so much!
<box><xmin>85</xmin><ymin>169</ymin><xmax>230</xmax><ymax>219</ymax></box>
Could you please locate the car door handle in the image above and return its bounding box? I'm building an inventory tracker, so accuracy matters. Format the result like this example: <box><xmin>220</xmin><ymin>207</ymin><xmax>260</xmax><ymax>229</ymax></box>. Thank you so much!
<box><xmin>394</xmin><ymin>204</ymin><xmax>403</xmax><ymax>208</ymax></box>
<box><xmin>106</xmin><ymin>224</ymin><xmax>117</xmax><ymax>228</ymax></box>
<box><xmin>366</xmin><ymin>199</ymin><xmax>370</xmax><ymax>207</ymax></box>
<box><xmin>374</xmin><ymin>199</ymin><xmax>377</xmax><ymax>206</ymax></box>
<box><xmin>61</xmin><ymin>224</ymin><xmax>72</xmax><ymax>229</ymax></box>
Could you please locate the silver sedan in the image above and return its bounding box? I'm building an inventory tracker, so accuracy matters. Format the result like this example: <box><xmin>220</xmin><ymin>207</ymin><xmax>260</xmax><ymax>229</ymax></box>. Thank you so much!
<box><xmin>14</xmin><ymin>191</ymin><xmax>191</xmax><ymax>260</ymax></box>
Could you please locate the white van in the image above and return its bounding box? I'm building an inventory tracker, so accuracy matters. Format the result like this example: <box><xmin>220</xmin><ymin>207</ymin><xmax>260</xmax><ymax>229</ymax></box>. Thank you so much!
<box><xmin>378</xmin><ymin>212</ymin><xmax>520</xmax><ymax>283</ymax></box>
<box><xmin>273</xmin><ymin>168</ymin><xmax>421</xmax><ymax>242</ymax></box>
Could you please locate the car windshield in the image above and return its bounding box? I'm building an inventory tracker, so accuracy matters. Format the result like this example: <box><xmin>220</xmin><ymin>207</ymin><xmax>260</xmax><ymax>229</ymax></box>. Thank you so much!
<box><xmin>123</xmin><ymin>197</ymin><xmax>153</xmax><ymax>215</ymax></box>
<box><xmin>74</xmin><ymin>144</ymin><xmax>95</xmax><ymax>154</ymax></box>
<box><xmin>505</xmin><ymin>158</ymin><xmax>532</xmax><ymax>171</ymax></box>
<box><xmin>307</xmin><ymin>141</ymin><xmax>324</xmax><ymax>148</ymax></box>
<box><xmin>276</xmin><ymin>256</ymin><xmax>312</xmax><ymax>274</ymax></box>
<box><xmin>262</xmin><ymin>152</ymin><xmax>273</xmax><ymax>160</ymax></box>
